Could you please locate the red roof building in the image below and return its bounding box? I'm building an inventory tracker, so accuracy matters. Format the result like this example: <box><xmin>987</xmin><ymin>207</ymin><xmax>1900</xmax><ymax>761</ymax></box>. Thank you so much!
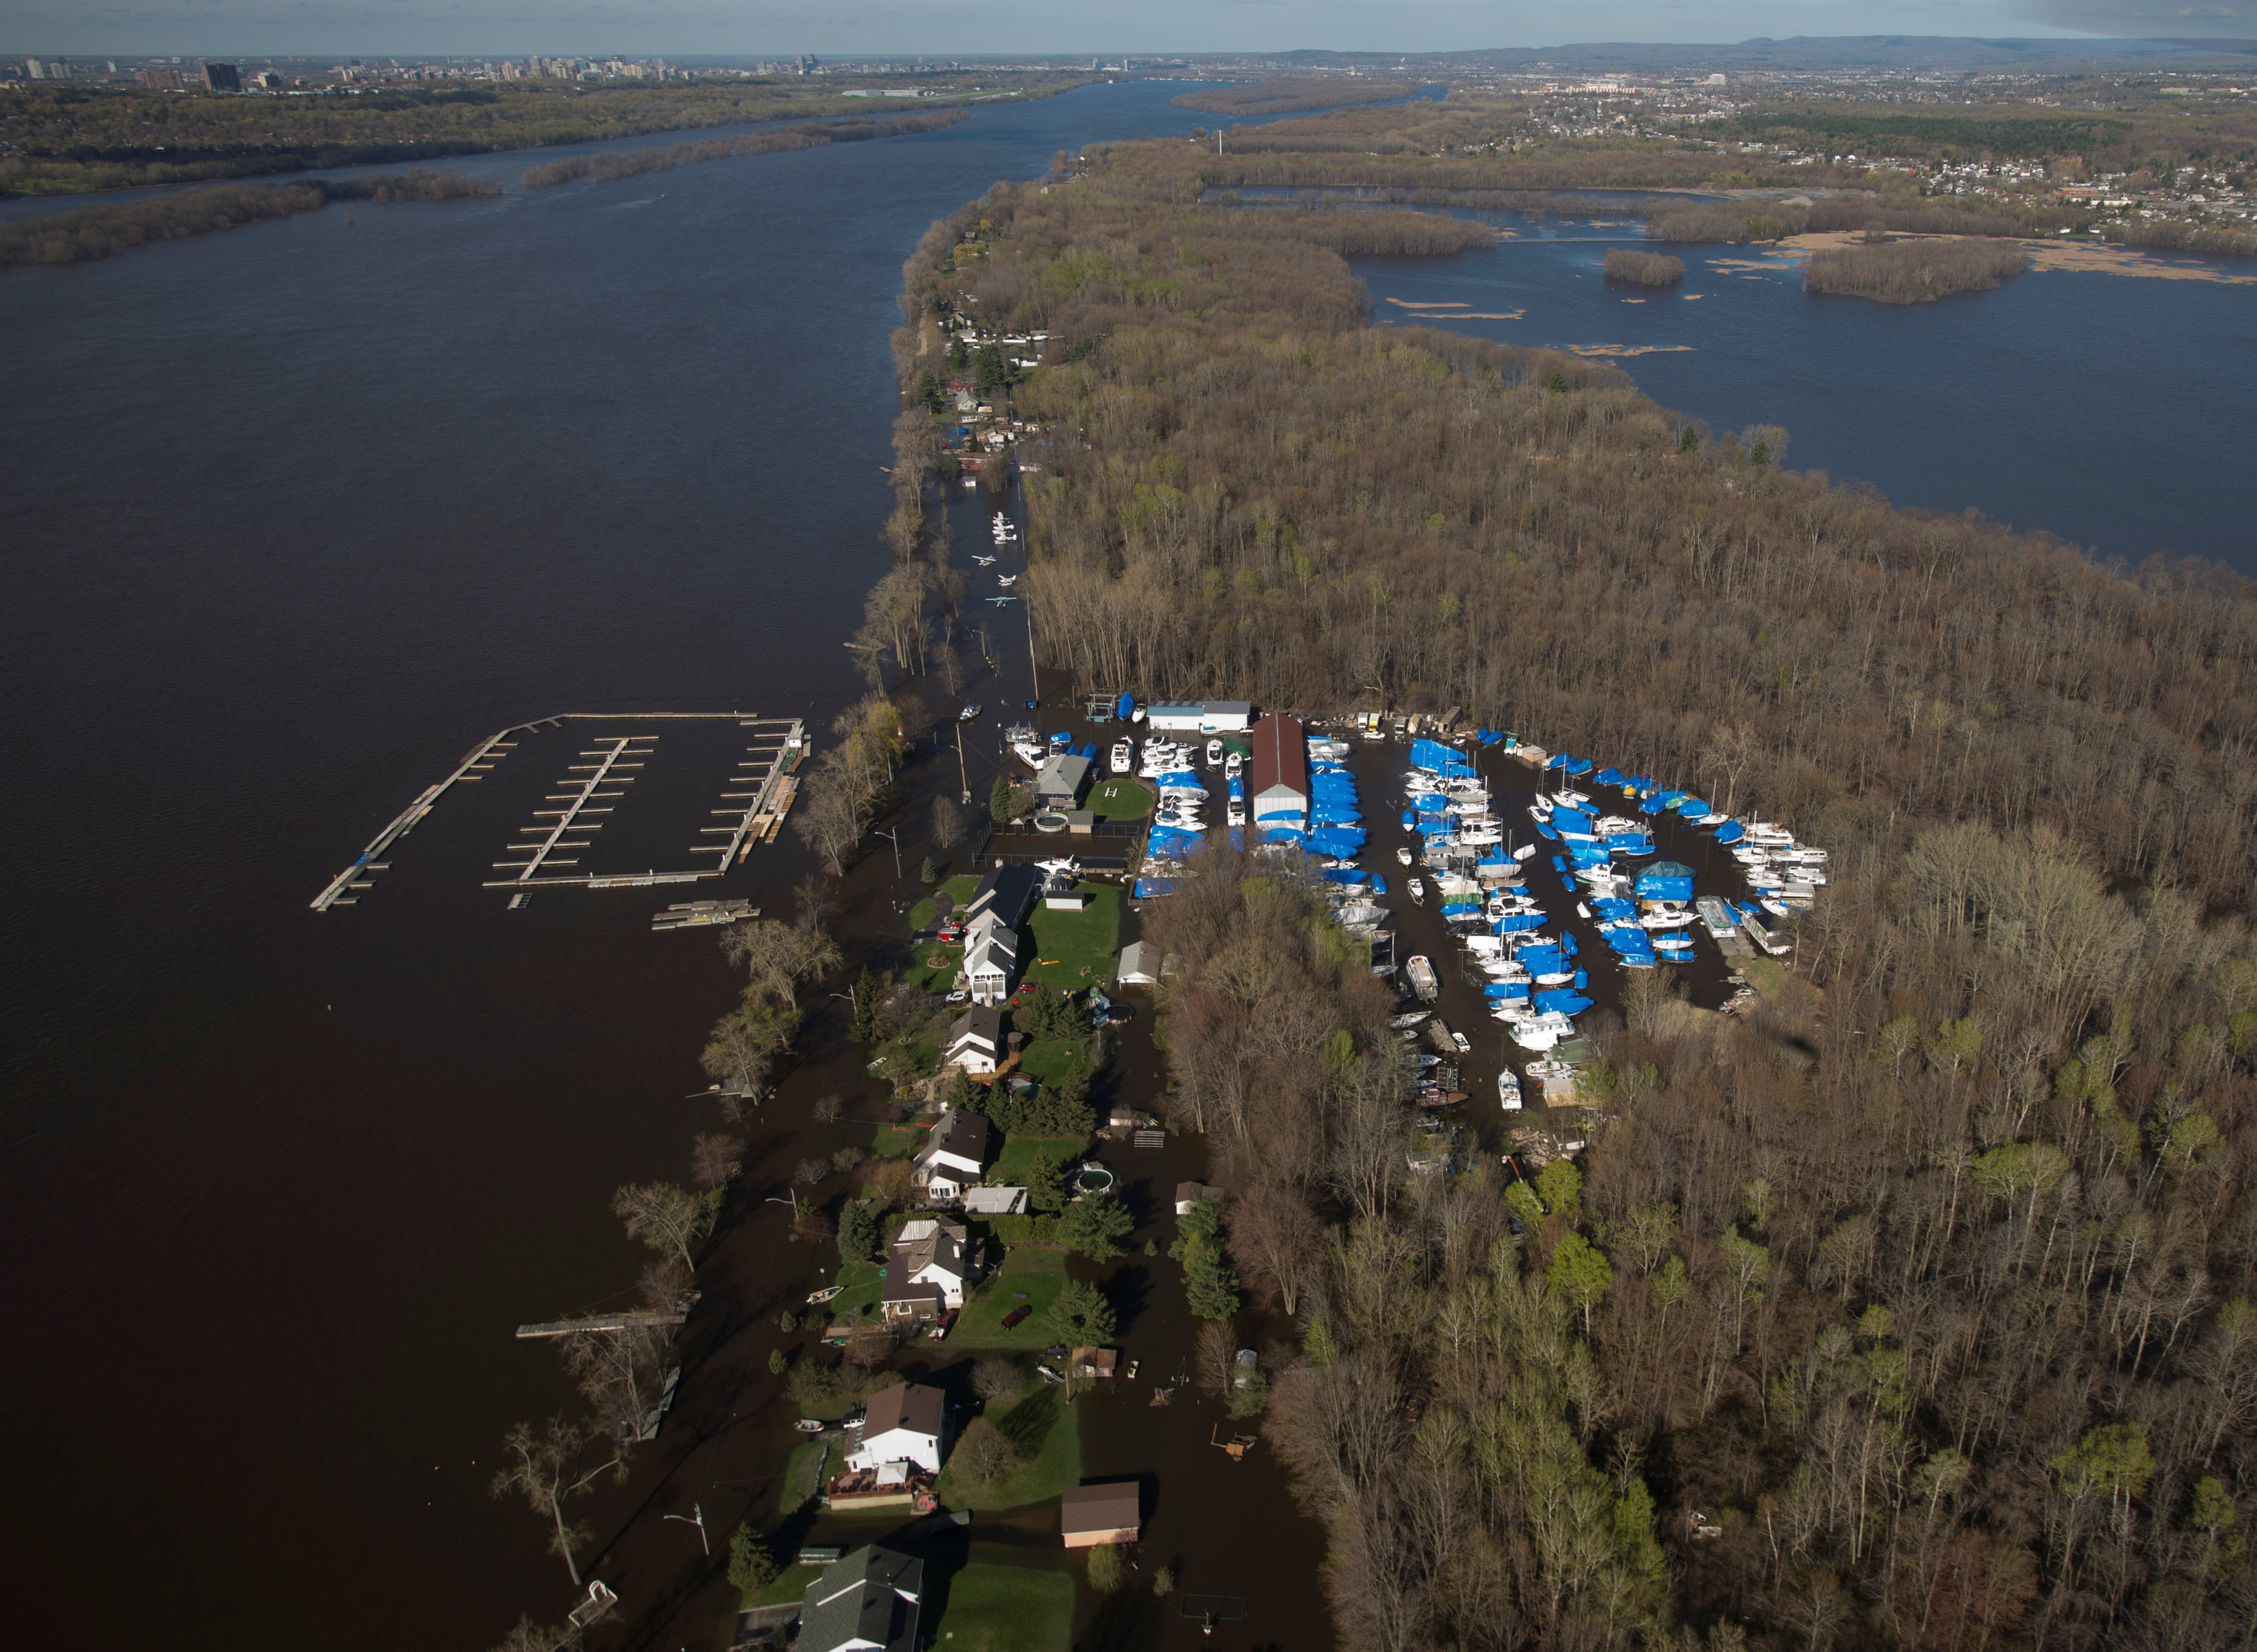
<box><xmin>1248</xmin><ymin>713</ymin><xmax>1308</xmax><ymax>823</ymax></box>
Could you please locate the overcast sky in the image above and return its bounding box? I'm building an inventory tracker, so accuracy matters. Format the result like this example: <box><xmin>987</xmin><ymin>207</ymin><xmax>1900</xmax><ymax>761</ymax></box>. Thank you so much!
<box><xmin>5</xmin><ymin>1</ymin><xmax>2249</xmax><ymax>61</ymax></box>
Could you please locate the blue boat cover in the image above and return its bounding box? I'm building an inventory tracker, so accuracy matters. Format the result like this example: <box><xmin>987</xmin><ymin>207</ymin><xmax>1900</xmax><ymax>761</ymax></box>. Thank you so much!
<box><xmin>1677</xmin><ymin>798</ymin><xmax>1708</xmax><ymax>816</ymax></box>
<box><xmin>1566</xmin><ymin>758</ymin><xmax>1594</xmax><ymax>776</ymax></box>
<box><xmin>1535</xmin><ymin>821</ymin><xmax>1559</xmax><ymax>841</ymax></box>
<box><xmin>1261</xmin><ymin>825</ymin><xmax>1307</xmax><ymax>846</ymax></box>
<box><xmin>1594</xmin><ymin>768</ymin><xmax>1624</xmax><ymax>787</ymax></box>
<box><xmin>1592</xmin><ymin>898</ymin><xmax>1637</xmax><ymax>920</ymax></box>
<box><xmin>1409</xmin><ymin>793</ymin><xmax>1447</xmax><ymax>811</ymax></box>
<box><xmin>1480</xmin><ymin>731</ymin><xmax>1504</xmax><ymax>745</ymax></box>
<box><xmin>1146</xmin><ymin>825</ymin><xmax>1205</xmax><ymax>860</ymax></box>
<box><xmin>1441</xmin><ymin>901</ymin><xmax>1483</xmax><ymax>917</ymax></box>
<box><xmin>1399</xmin><ymin>810</ymin><xmax>1415</xmax><ymax>829</ymax></box>
<box><xmin>1561</xmin><ymin>934</ymin><xmax>1579</xmax><ymax>956</ymax></box>
<box><xmin>1051</xmin><ymin>731</ymin><xmax>1073</xmax><ymax>743</ymax></box>
<box><xmin>1519</xmin><ymin>945</ymin><xmax>1568</xmax><ymax>976</ymax></box>
<box><xmin>1483</xmin><ymin>982</ymin><xmax>1530</xmax><ymax>999</ymax></box>
<box><xmin>1368</xmin><ymin>874</ymin><xmax>1388</xmax><ymax>895</ymax></box>
<box><xmin>1308</xmin><ymin>828</ymin><xmax>1367</xmax><ymax>857</ymax></box>
<box><xmin>1410</xmin><ymin>738</ymin><xmax>1474</xmax><ymax>775</ymax></box>
<box><xmin>1573</xmin><ymin>968</ymin><xmax>1589</xmax><ymax>989</ymax></box>
<box><xmin>1156</xmin><ymin>770</ymin><xmax>1205</xmax><ymax>791</ymax></box>
<box><xmin>1495</xmin><ymin>912</ymin><xmax>1545</xmax><ymax>933</ymax></box>
<box><xmin>1534</xmin><ymin>990</ymin><xmax>1594</xmax><ymax>1016</ymax></box>
<box><xmin>1714</xmin><ymin>820</ymin><xmax>1744</xmax><ymax>845</ymax></box>
<box><xmin>1132</xmin><ymin>876</ymin><xmax>1183</xmax><ymax>898</ymax></box>
<box><xmin>1636</xmin><ymin>861</ymin><xmax>1695</xmax><ymax>901</ymax></box>
<box><xmin>1227</xmin><ymin>826</ymin><xmax>1243</xmax><ymax>852</ymax></box>
<box><xmin>1546</xmin><ymin>752</ymin><xmax>1570</xmax><ymax>769</ymax></box>
<box><xmin>1228</xmin><ymin>776</ymin><xmax>1245</xmax><ymax>800</ymax></box>
<box><xmin>1321</xmin><ymin>869</ymin><xmax>1367</xmax><ymax>887</ymax></box>
<box><xmin>1116</xmin><ymin>693</ymin><xmax>1134</xmax><ymax>721</ymax></box>
<box><xmin>1554</xmin><ymin>807</ymin><xmax>1593</xmax><ymax>831</ymax></box>
<box><xmin>1078</xmin><ymin>743</ymin><xmax>1098</xmax><ymax>763</ymax></box>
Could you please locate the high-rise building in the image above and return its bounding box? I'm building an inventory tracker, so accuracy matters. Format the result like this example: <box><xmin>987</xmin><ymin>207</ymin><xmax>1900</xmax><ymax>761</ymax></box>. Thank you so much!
<box><xmin>201</xmin><ymin>61</ymin><xmax>241</xmax><ymax>92</ymax></box>
<box><xmin>25</xmin><ymin>57</ymin><xmax>46</xmax><ymax>79</ymax></box>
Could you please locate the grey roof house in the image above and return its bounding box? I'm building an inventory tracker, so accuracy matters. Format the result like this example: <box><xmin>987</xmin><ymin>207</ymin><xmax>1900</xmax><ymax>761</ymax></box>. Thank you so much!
<box><xmin>798</xmin><ymin>1543</ymin><xmax>923</xmax><ymax>1652</ymax></box>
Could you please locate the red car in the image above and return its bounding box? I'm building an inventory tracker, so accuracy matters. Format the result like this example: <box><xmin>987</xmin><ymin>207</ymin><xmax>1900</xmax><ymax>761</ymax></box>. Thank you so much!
<box><xmin>1001</xmin><ymin>1305</ymin><xmax>1032</xmax><ymax>1330</ymax></box>
<box><xmin>927</xmin><ymin>1310</ymin><xmax>960</xmax><ymax>1341</ymax></box>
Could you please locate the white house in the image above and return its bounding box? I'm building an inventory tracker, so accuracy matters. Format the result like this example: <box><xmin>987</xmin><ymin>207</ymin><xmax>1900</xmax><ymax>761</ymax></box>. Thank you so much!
<box><xmin>944</xmin><ymin>1005</ymin><xmax>1003</xmax><ymax>1074</ymax></box>
<box><xmin>847</xmin><ymin>1381</ymin><xmax>949</xmax><ymax>1478</ymax></box>
<box><xmin>962</xmin><ymin>920</ymin><xmax>1018</xmax><ymax>1006</ymax></box>
<box><xmin>963</xmin><ymin>1185</ymin><xmax>1029</xmax><ymax>1217</ymax></box>
<box><xmin>1117</xmin><ymin>941</ymin><xmax>1160</xmax><ymax>985</ymax></box>
<box><xmin>889</xmin><ymin>1216</ymin><xmax>974</xmax><ymax>1310</ymax></box>
<box><xmin>913</xmin><ymin>1108</ymin><xmax>991</xmax><ymax>1202</ymax></box>
<box><xmin>1199</xmin><ymin>700</ymin><xmax>1254</xmax><ymax>733</ymax></box>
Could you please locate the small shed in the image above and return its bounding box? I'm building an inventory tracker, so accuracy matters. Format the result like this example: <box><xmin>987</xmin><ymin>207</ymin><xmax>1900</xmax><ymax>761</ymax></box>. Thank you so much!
<box><xmin>1199</xmin><ymin>700</ymin><xmax>1254</xmax><ymax>732</ymax></box>
<box><xmin>1068</xmin><ymin>1346</ymin><xmax>1118</xmax><ymax>1380</ymax></box>
<box><xmin>1060</xmin><ymin>1482</ymin><xmax>1142</xmax><ymax>1549</ymax></box>
<box><xmin>1117</xmin><ymin>941</ymin><xmax>1163</xmax><ymax>985</ymax></box>
<box><xmin>1174</xmin><ymin>1181</ymin><xmax>1214</xmax><ymax>1215</ymax></box>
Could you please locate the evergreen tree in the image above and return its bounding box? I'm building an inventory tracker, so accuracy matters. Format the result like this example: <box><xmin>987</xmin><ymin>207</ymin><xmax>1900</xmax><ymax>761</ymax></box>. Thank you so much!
<box><xmin>727</xmin><ymin>1522</ymin><xmax>779</xmax><ymax>1593</ymax></box>
<box><xmin>1170</xmin><ymin>1196</ymin><xmax>1242</xmax><ymax>1319</ymax></box>
<box><xmin>1058</xmin><ymin>1191</ymin><xmax>1134</xmax><ymax>1261</ymax></box>
<box><xmin>837</xmin><ymin>1199</ymin><xmax>881</xmax><ymax>1263</ymax></box>
<box><xmin>850</xmin><ymin>968</ymin><xmax>883</xmax><ymax>1045</ymax></box>
<box><xmin>1025</xmin><ymin>1149</ymin><xmax>1068</xmax><ymax>1214</ymax></box>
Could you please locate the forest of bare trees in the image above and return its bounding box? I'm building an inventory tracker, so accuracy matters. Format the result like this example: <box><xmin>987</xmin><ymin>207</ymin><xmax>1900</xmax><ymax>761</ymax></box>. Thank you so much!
<box><xmin>1804</xmin><ymin>239</ymin><xmax>2029</xmax><ymax>304</ymax></box>
<box><xmin>1604</xmin><ymin>249</ymin><xmax>1685</xmax><ymax>287</ymax></box>
<box><xmin>0</xmin><ymin>169</ymin><xmax>498</xmax><ymax>269</ymax></box>
<box><xmin>880</xmin><ymin>108</ymin><xmax>2257</xmax><ymax>1652</ymax></box>
<box><xmin>520</xmin><ymin>109</ymin><xmax>967</xmax><ymax>189</ymax></box>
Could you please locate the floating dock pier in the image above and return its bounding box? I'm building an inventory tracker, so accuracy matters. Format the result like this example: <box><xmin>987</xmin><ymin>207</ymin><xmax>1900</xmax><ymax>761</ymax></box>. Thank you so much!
<box><xmin>311</xmin><ymin>711</ymin><xmax>806</xmax><ymax>910</ymax></box>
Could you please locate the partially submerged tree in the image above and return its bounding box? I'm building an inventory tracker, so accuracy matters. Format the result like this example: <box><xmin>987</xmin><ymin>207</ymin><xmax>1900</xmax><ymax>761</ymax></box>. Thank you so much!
<box><xmin>612</xmin><ymin>1181</ymin><xmax>724</xmax><ymax>1273</ymax></box>
<box><xmin>489</xmin><ymin>1415</ymin><xmax>621</xmax><ymax>1588</ymax></box>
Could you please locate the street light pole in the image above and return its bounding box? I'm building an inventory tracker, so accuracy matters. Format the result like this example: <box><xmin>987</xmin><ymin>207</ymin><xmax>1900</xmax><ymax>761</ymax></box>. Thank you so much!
<box><xmin>876</xmin><ymin>827</ymin><xmax>902</xmax><ymax>878</ymax></box>
<box><xmin>662</xmin><ymin>1503</ymin><xmax>710</xmax><ymax>1556</ymax></box>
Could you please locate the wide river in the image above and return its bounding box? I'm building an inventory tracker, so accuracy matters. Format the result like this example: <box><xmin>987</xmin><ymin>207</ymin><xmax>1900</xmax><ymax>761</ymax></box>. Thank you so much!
<box><xmin>2</xmin><ymin>79</ymin><xmax>2251</xmax><ymax>1650</ymax></box>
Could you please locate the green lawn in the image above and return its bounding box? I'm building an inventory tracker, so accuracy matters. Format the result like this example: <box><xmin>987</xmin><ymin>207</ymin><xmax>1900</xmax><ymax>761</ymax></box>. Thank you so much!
<box><xmin>1021</xmin><ymin>884</ymin><xmax>1123</xmax><ymax>989</ymax></box>
<box><xmin>992</xmin><ymin>1135</ymin><xmax>1088</xmax><ymax>1188</ymax></box>
<box><xmin>745</xmin><ymin>1561</ymin><xmax>823</xmax><ymax>1611</ymax></box>
<box><xmin>934</xmin><ymin>1382</ymin><xmax>1081</xmax><ymax>1511</ymax></box>
<box><xmin>778</xmin><ymin>1441</ymin><xmax>831</xmax><ymax>1515</ymax></box>
<box><xmin>1016</xmin><ymin>1039</ymin><xmax>1089</xmax><ymax>1089</ymax></box>
<box><xmin>871</xmin><ymin>1121</ymin><xmax>923</xmax><ymax>1159</ymax></box>
<box><xmin>911</xmin><ymin>874</ymin><xmax>984</xmax><ymax>932</ymax></box>
<box><xmin>953</xmin><ymin>1247</ymin><xmax>1070</xmax><ymax>1348</ymax></box>
<box><xmin>1742</xmin><ymin>956</ymin><xmax>1791</xmax><ymax>999</ymax></box>
<box><xmin>906</xmin><ymin>941</ymin><xmax>964</xmax><ymax>994</ymax></box>
<box><xmin>925</xmin><ymin>1557</ymin><xmax>1077</xmax><ymax>1652</ymax></box>
<box><xmin>1085</xmin><ymin>778</ymin><xmax>1152</xmax><ymax>822</ymax></box>
<box><xmin>826</xmin><ymin>1258</ymin><xmax>883</xmax><ymax>1322</ymax></box>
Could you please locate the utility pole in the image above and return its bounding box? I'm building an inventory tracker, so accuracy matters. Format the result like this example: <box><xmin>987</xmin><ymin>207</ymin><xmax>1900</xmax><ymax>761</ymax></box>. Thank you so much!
<box><xmin>954</xmin><ymin>720</ymin><xmax>971</xmax><ymax>805</ymax></box>
<box><xmin>1025</xmin><ymin>592</ymin><xmax>1040</xmax><ymax>708</ymax></box>
<box><xmin>876</xmin><ymin>826</ymin><xmax>902</xmax><ymax>878</ymax></box>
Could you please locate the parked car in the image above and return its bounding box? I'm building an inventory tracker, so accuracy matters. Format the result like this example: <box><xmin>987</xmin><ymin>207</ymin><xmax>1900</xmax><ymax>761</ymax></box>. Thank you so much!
<box><xmin>927</xmin><ymin>1310</ymin><xmax>959</xmax><ymax>1341</ymax></box>
<box><xmin>1001</xmin><ymin>1305</ymin><xmax>1032</xmax><ymax>1330</ymax></box>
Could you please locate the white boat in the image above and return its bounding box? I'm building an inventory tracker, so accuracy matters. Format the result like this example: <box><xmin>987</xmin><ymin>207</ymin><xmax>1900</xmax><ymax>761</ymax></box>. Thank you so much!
<box><xmin>996</xmin><ymin>574</ymin><xmax>1018</xmax><ymax>587</ymax></box>
<box><xmin>1408</xmin><ymin>878</ymin><xmax>1425</xmax><ymax>905</ymax></box>
<box><xmin>1224</xmin><ymin>751</ymin><xmax>1242</xmax><ymax>774</ymax></box>
<box><xmin>1512</xmin><ymin>844</ymin><xmax>1539</xmax><ymax>861</ymax></box>
<box><xmin>1110</xmin><ymin>740</ymin><xmax>1133</xmax><ymax>774</ymax></box>
<box><xmin>1005</xmin><ymin>724</ymin><xmax>1045</xmax><ymax>767</ymax></box>
<box><xmin>1406</xmin><ymin>956</ymin><xmax>1439</xmax><ymax>1002</ymax></box>
<box><xmin>1227</xmin><ymin>800</ymin><xmax>1246</xmax><ymax>826</ymax></box>
<box><xmin>1131</xmin><ymin>705</ymin><xmax>1147</xmax><ymax>723</ymax></box>
<box><xmin>1505</xmin><ymin>1012</ymin><xmax>1573</xmax><ymax>1051</ymax></box>
<box><xmin>1395</xmin><ymin>847</ymin><xmax>1413</xmax><ymax>867</ymax></box>
<box><xmin>1205</xmin><ymin>739</ymin><xmax>1224</xmax><ymax>765</ymax></box>
<box><xmin>1387</xmin><ymin>1010</ymin><xmax>1430</xmax><ymax>1030</ymax></box>
<box><xmin>1498</xmin><ymin>1069</ymin><xmax>1523</xmax><ymax>1110</ymax></box>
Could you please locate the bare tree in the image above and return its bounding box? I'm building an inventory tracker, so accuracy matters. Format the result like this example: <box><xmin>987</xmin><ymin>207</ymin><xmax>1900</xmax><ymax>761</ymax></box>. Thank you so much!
<box><xmin>931</xmin><ymin>792</ymin><xmax>966</xmax><ymax>851</ymax></box>
<box><xmin>812</xmin><ymin>1094</ymin><xmax>844</xmax><ymax>1126</ymax></box>
<box><xmin>1196</xmin><ymin>1319</ymin><xmax>1237</xmax><ymax>1399</ymax></box>
<box><xmin>793</xmin><ymin>873</ymin><xmax>836</xmax><ymax>933</ymax></box>
<box><xmin>721</xmin><ymin>918</ymin><xmax>842</xmax><ymax>1010</ymax></box>
<box><xmin>689</xmin><ymin>1131</ymin><xmax>744</xmax><ymax>1192</ymax></box>
<box><xmin>491</xmin><ymin>1615</ymin><xmax>587</xmax><ymax>1652</ymax></box>
<box><xmin>973</xmin><ymin>1357</ymin><xmax>1026</xmax><ymax>1403</ymax></box>
<box><xmin>1235</xmin><ymin>1179</ymin><xmax>1322</xmax><ymax>1317</ymax></box>
<box><xmin>489</xmin><ymin>1416</ymin><xmax>620</xmax><ymax>1587</ymax></box>
<box><xmin>611</xmin><ymin>1181</ymin><xmax>721</xmax><ymax>1273</ymax></box>
<box><xmin>951</xmin><ymin>1417</ymin><xmax>1021</xmax><ymax>1491</ymax></box>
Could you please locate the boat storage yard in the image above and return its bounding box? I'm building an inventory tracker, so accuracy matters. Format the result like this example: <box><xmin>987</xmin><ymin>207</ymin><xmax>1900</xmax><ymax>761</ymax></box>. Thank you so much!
<box><xmin>1014</xmin><ymin>696</ymin><xmax>1824</xmax><ymax>1157</ymax></box>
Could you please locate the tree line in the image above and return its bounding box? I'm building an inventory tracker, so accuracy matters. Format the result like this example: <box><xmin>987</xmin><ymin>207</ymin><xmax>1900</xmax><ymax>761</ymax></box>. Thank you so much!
<box><xmin>1170</xmin><ymin>79</ymin><xmax>1416</xmax><ymax>119</ymax></box>
<box><xmin>521</xmin><ymin>109</ymin><xmax>968</xmax><ymax>190</ymax></box>
<box><xmin>871</xmin><ymin>118</ymin><xmax>2257</xmax><ymax>1652</ymax></box>
<box><xmin>0</xmin><ymin>75</ymin><xmax>1081</xmax><ymax>197</ymax></box>
<box><xmin>1603</xmin><ymin>249</ymin><xmax>1684</xmax><ymax>288</ymax></box>
<box><xmin>0</xmin><ymin>169</ymin><xmax>498</xmax><ymax>270</ymax></box>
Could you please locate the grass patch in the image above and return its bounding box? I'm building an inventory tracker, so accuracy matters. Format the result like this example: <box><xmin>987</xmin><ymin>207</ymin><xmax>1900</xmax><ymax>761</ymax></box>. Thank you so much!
<box><xmin>825</xmin><ymin>1258</ymin><xmax>883</xmax><ymax>1322</ymax></box>
<box><xmin>777</xmin><ymin>1439</ymin><xmax>831</xmax><ymax>1517</ymax></box>
<box><xmin>953</xmin><ymin>1246</ymin><xmax>1070</xmax><ymax>1348</ymax></box>
<box><xmin>1741</xmin><ymin>956</ymin><xmax>1791</xmax><ymax>999</ymax></box>
<box><xmin>1021</xmin><ymin>883</ymin><xmax>1123</xmax><ymax>989</ymax></box>
<box><xmin>935</xmin><ymin>1383</ymin><xmax>1081</xmax><ymax>1511</ymax></box>
<box><xmin>1016</xmin><ymin>1039</ymin><xmax>1090</xmax><ymax>1089</ymax></box>
<box><xmin>992</xmin><ymin>1134</ymin><xmax>1089</xmax><ymax>1186</ymax></box>
<box><xmin>1085</xmin><ymin>778</ymin><xmax>1152</xmax><ymax>822</ymax></box>
<box><xmin>925</xmin><ymin>1557</ymin><xmax>1077</xmax><ymax>1652</ymax></box>
<box><xmin>745</xmin><ymin>1561</ymin><xmax>823</xmax><ymax>1611</ymax></box>
<box><xmin>871</xmin><ymin>1121</ymin><xmax>923</xmax><ymax>1159</ymax></box>
<box><xmin>906</xmin><ymin>942</ymin><xmax>963</xmax><ymax>994</ymax></box>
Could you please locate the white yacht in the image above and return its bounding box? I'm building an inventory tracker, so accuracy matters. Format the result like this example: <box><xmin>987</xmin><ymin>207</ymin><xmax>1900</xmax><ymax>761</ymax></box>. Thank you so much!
<box><xmin>1110</xmin><ymin>740</ymin><xmax>1133</xmax><ymax>774</ymax></box>
<box><xmin>1205</xmin><ymin>738</ymin><xmax>1225</xmax><ymax>765</ymax></box>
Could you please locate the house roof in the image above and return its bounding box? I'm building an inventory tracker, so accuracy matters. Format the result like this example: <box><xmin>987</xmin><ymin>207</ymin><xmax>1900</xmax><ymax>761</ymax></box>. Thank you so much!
<box><xmin>1060</xmin><ymin>1482</ymin><xmax>1142</xmax><ymax>1535</ymax></box>
<box><xmin>861</xmin><ymin>1381</ymin><xmax>946</xmax><ymax>1441</ymax></box>
<box><xmin>968</xmin><ymin>863</ymin><xmax>1038</xmax><ymax>926</ymax></box>
<box><xmin>800</xmin><ymin>1544</ymin><xmax>923</xmax><ymax>1652</ymax></box>
<box><xmin>948</xmin><ymin>1004</ymin><xmax>1003</xmax><ymax>1051</ymax></box>
<box><xmin>1036</xmin><ymin>752</ymin><xmax>1092</xmax><ymax>793</ymax></box>
<box><xmin>1175</xmin><ymin>1181</ymin><xmax>1213</xmax><ymax>1205</ymax></box>
<box><xmin>1249</xmin><ymin>712</ymin><xmax>1308</xmax><ymax>804</ymax></box>
<box><xmin>882</xmin><ymin>1278</ymin><xmax>945</xmax><ymax>1310</ymax></box>
<box><xmin>892</xmin><ymin>1217</ymin><xmax>967</xmax><ymax>1280</ymax></box>
<box><xmin>923</xmin><ymin>1108</ymin><xmax>991</xmax><ymax>1168</ymax></box>
<box><xmin>962</xmin><ymin>1185</ymin><xmax>1028</xmax><ymax>1215</ymax></box>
